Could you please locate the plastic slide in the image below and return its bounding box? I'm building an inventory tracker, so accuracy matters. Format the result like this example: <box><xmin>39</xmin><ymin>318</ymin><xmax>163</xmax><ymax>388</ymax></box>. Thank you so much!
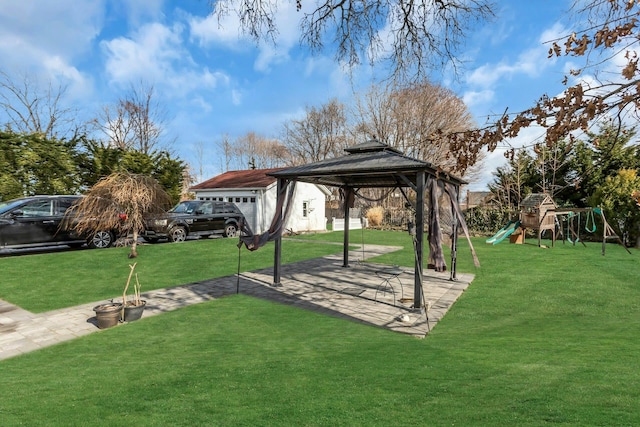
<box><xmin>486</xmin><ymin>220</ymin><xmax>521</xmax><ymax>245</ymax></box>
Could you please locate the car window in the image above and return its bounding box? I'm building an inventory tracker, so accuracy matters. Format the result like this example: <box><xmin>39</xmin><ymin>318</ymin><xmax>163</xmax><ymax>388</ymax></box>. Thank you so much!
<box><xmin>170</xmin><ymin>201</ymin><xmax>199</xmax><ymax>214</ymax></box>
<box><xmin>170</xmin><ymin>202</ymin><xmax>189</xmax><ymax>213</ymax></box>
<box><xmin>223</xmin><ymin>204</ymin><xmax>240</xmax><ymax>214</ymax></box>
<box><xmin>0</xmin><ymin>199</ymin><xmax>25</xmax><ymax>215</ymax></box>
<box><xmin>20</xmin><ymin>200</ymin><xmax>53</xmax><ymax>217</ymax></box>
<box><xmin>55</xmin><ymin>198</ymin><xmax>77</xmax><ymax>215</ymax></box>
<box><xmin>201</xmin><ymin>202</ymin><xmax>213</xmax><ymax>214</ymax></box>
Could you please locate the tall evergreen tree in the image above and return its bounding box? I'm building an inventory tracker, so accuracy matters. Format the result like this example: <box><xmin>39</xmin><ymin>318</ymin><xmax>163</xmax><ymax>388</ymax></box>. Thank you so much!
<box><xmin>572</xmin><ymin>123</ymin><xmax>639</xmax><ymax>204</ymax></box>
<box><xmin>0</xmin><ymin>130</ymin><xmax>79</xmax><ymax>200</ymax></box>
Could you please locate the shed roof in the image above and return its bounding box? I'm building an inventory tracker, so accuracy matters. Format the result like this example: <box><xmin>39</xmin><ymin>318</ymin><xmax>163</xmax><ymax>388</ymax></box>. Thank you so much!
<box><xmin>268</xmin><ymin>139</ymin><xmax>466</xmax><ymax>188</ymax></box>
<box><xmin>190</xmin><ymin>168</ymin><xmax>283</xmax><ymax>190</ymax></box>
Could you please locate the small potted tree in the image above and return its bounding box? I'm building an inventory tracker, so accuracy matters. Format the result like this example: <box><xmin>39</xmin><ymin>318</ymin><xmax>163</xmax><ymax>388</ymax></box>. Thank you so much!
<box><xmin>67</xmin><ymin>172</ymin><xmax>172</xmax><ymax>328</ymax></box>
<box><xmin>92</xmin><ymin>263</ymin><xmax>147</xmax><ymax>328</ymax></box>
<box><xmin>122</xmin><ymin>262</ymin><xmax>146</xmax><ymax>321</ymax></box>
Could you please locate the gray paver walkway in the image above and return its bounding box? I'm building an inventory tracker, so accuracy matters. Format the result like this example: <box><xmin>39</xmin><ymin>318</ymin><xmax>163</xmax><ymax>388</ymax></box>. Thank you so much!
<box><xmin>0</xmin><ymin>244</ymin><xmax>474</xmax><ymax>361</ymax></box>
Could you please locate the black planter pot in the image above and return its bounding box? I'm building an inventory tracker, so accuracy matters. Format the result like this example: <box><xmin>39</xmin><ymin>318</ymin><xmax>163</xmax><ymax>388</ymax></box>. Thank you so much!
<box><xmin>93</xmin><ymin>303</ymin><xmax>123</xmax><ymax>329</ymax></box>
<box><xmin>123</xmin><ymin>301</ymin><xmax>146</xmax><ymax>322</ymax></box>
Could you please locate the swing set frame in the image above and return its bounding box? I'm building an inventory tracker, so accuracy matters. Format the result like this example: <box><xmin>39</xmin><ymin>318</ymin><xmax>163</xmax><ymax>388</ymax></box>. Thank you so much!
<box><xmin>541</xmin><ymin>208</ymin><xmax>631</xmax><ymax>255</ymax></box>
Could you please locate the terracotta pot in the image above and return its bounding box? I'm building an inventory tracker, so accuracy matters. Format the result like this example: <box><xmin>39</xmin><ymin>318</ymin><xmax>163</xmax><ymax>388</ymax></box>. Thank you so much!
<box><xmin>93</xmin><ymin>303</ymin><xmax>123</xmax><ymax>329</ymax></box>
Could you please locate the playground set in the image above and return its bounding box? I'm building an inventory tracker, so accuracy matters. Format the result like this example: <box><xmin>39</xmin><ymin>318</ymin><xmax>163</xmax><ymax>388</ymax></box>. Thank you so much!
<box><xmin>486</xmin><ymin>193</ymin><xmax>631</xmax><ymax>255</ymax></box>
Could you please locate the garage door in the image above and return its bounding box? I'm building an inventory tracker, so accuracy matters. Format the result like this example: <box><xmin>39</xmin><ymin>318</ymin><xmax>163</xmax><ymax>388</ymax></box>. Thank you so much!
<box><xmin>235</xmin><ymin>199</ymin><xmax>258</xmax><ymax>233</ymax></box>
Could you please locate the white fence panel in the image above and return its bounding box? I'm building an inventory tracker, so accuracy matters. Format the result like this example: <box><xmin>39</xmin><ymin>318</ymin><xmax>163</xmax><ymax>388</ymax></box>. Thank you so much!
<box><xmin>332</xmin><ymin>217</ymin><xmax>365</xmax><ymax>231</ymax></box>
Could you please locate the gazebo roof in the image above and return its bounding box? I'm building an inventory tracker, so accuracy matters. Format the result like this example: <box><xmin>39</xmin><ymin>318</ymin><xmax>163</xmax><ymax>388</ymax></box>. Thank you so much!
<box><xmin>268</xmin><ymin>139</ymin><xmax>466</xmax><ymax>188</ymax></box>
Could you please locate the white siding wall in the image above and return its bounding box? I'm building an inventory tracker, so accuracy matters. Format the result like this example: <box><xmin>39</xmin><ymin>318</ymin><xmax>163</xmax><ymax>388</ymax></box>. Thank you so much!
<box><xmin>193</xmin><ymin>182</ymin><xmax>327</xmax><ymax>234</ymax></box>
<box><xmin>284</xmin><ymin>183</ymin><xmax>327</xmax><ymax>233</ymax></box>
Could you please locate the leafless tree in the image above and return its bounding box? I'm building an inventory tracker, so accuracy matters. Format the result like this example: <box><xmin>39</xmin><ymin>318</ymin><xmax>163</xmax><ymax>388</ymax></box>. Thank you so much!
<box><xmin>92</xmin><ymin>82</ymin><xmax>169</xmax><ymax>154</ymax></box>
<box><xmin>352</xmin><ymin>81</ymin><xmax>482</xmax><ymax>179</ymax></box>
<box><xmin>217</xmin><ymin>134</ymin><xmax>234</xmax><ymax>172</ymax></box>
<box><xmin>181</xmin><ymin>163</ymin><xmax>196</xmax><ymax>199</ymax></box>
<box><xmin>65</xmin><ymin>172</ymin><xmax>172</xmax><ymax>258</ymax></box>
<box><xmin>233</xmin><ymin>132</ymin><xmax>289</xmax><ymax>168</ymax></box>
<box><xmin>193</xmin><ymin>141</ymin><xmax>207</xmax><ymax>183</ymax></box>
<box><xmin>0</xmin><ymin>70</ymin><xmax>83</xmax><ymax>139</ymax></box>
<box><xmin>210</xmin><ymin>0</ymin><xmax>493</xmax><ymax>83</ymax></box>
<box><xmin>281</xmin><ymin>98</ymin><xmax>350</xmax><ymax>164</ymax></box>
<box><xmin>93</xmin><ymin>101</ymin><xmax>133</xmax><ymax>150</ymax></box>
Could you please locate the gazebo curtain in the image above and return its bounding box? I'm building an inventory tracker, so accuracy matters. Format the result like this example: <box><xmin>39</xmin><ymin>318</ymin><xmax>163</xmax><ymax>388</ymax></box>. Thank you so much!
<box><xmin>443</xmin><ymin>182</ymin><xmax>479</xmax><ymax>268</ymax></box>
<box><xmin>427</xmin><ymin>177</ymin><xmax>480</xmax><ymax>271</ymax></box>
<box><xmin>238</xmin><ymin>180</ymin><xmax>297</xmax><ymax>251</ymax></box>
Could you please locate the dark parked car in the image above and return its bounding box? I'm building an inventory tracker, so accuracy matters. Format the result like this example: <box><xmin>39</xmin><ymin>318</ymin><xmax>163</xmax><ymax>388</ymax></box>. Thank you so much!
<box><xmin>0</xmin><ymin>195</ymin><xmax>115</xmax><ymax>250</ymax></box>
<box><xmin>143</xmin><ymin>200</ymin><xmax>245</xmax><ymax>243</ymax></box>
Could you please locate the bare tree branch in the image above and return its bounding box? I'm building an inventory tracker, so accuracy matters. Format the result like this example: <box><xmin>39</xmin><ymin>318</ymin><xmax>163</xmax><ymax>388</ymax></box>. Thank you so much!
<box><xmin>92</xmin><ymin>81</ymin><xmax>168</xmax><ymax>154</ymax></box>
<box><xmin>439</xmin><ymin>0</ymin><xmax>640</xmax><ymax>175</ymax></box>
<box><xmin>282</xmin><ymin>98</ymin><xmax>350</xmax><ymax>164</ymax></box>
<box><xmin>0</xmin><ymin>70</ymin><xmax>83</xmax><ymax>139</ymax></box>
<box><xmin>209</xmin><ymin>0</ymin><xmax>493</xmax><ymax>82</ymax></box>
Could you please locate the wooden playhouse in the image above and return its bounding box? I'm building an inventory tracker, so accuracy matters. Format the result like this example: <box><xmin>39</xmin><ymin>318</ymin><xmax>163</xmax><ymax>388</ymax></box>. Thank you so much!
<box><xmin>520</xmin><ymin>193</ymin><xmax>557</xmax><ymax>246</ymax></box>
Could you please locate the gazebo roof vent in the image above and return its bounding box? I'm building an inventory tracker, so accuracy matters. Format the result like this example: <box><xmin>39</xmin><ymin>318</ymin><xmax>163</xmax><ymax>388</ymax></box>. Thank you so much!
<box><xmin>344</xmin><ymin>139</ymin><xmax>402</xmax><ymax>155</ymax></box>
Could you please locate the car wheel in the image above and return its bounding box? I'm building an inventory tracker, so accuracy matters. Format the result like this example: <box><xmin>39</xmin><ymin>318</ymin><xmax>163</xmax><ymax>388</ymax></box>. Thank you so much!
<box><xmin>169</xmin><ymin>226</ymin><xmax>187</xmax><ymax>242</ymax></box>
<box><xmin>224</xmin><ymin>223</ymin><xmax>238</xmax><ymax>238</ymax></box>
<box><xmin>88</xmin><ymin>231</ymin><xmax>114</xmax><ymax>249</ymax></box>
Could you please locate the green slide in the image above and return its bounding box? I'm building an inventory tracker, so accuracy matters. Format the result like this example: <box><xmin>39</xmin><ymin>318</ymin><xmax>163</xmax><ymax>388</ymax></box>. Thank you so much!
<box><xmin>486</xmin><ymin>220</ymin><xmax>521</xmax><ymax>245</ymax></box>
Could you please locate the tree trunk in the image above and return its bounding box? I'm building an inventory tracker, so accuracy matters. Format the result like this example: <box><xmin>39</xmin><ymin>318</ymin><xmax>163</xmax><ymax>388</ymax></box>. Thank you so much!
<box><xmin>129</xmin><ymin>230</ymin><xmax>139</xmax><ymax>258</ymax></box>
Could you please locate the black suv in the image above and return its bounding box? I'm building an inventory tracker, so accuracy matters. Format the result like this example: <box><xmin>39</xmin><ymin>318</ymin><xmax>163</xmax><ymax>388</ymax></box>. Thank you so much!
<box><xmin>143</xmin><ymin>200</ymin><xmax>245</xmax><ymax>243</ymax></box>
<box><xmin>0</xmin><ymin>195</ymin><xmax>115</xmax><ymax>250</ymax></box>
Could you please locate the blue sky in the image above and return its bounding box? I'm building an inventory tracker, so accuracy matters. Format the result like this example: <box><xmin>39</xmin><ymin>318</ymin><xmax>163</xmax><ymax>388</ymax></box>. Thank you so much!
<box><xmin>0</xmin><ymin>0</ymin><xmax>578</xmax><ymax>190</ymax></box>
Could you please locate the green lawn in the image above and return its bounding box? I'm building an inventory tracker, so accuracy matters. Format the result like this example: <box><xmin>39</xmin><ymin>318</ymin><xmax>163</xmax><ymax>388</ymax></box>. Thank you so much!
<box><xmin>1</xmin><ymin>232</ymin><xmax>639</xmax><ymax>426</ymax></box>
<box><xmin>0</xmin><ymin>237</ymin><xmax>347</xmax><ymax>312</ymax></box>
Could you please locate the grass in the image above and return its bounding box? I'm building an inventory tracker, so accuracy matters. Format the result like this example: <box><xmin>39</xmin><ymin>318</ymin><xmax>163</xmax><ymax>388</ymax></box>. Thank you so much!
<box><xmin>1</xmin><ymin>231</ymin><xmax>639</xmax><ymax>425</ymax></box>
<box><xmin>0</xmin><ymin>237</ymin><xmax>347</xmax><ymax>312</ymax></box>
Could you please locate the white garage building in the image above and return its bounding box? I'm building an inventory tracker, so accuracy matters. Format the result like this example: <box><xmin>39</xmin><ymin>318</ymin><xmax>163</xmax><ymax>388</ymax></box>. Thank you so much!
<box><xmin>190</xmin><ymin>168</ymin><xmax>330</xmax><ymax>234</ymax></box>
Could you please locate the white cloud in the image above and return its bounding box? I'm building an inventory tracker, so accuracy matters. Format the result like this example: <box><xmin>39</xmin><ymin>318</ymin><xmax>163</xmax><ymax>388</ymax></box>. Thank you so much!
<box><xmin>466</xmin><ymin>48</ymin><xmax>544</xmax><ymax>88</ymax></box>
<box><xmin>466</xmin><ymin>22</ymin><xmax>566</xmax><ymax>89</ymax></box>
<box><xmin>117</xmin><ymin>0</ymin><xmax>165</xmax><ymax>26</ymax></box>
<box><xmin>254</xmin><ymin>44</ymin><xmax>290</xmax><ymax>72</ymax></box>
<box><xmin>188</xmin><ymin>12</ymin><xmax>247</xmax><ymax>48</ymax></box>
<box><xmin>463</xmin><ymin>90</ymin><xmax>495</xmax><ymax>108</ymax></box>
<box><xmin>102</xmin><ymin>22</ymin><xmax>184</xmax><ymax>84</ymax></box>
<box><xmin>0</xmin><ymin>0</ymin><xmax>104</xmax><ymax>99</ymax></box>
<box><xmin>189</xmin><ymin>1</ymin><xmax>309</xmax><ymax>72</ymax></box>
<box><xmin>0</xmin><ymin>0</ymin><xmax>104</xmax><ymax>58</ymax></box>
<box><xmin>231</xmin><ymin>89</ymin><xmax>242</xmax><ymax>106</ymax></box>
<box><xmin>101</xmin><ymin>21</ymin><xmax>232</xmax><ymax>100</ymax></box>
<box><xmin>189</xmin><ymin>96</ymin><xmax>213</xmax><ymax>113</ymax></box>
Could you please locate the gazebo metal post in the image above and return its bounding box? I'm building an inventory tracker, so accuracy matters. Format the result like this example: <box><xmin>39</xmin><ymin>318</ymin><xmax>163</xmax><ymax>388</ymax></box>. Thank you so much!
<box><xmin>342</xmin><ymin>186</ymin><xmax>351</xmax><ymax>268</ymax></box>
<box><xmin>450</xmin><ymin>184</ymin><xmax>459</xmax><ymax>281</ymax></box>
<box><xmin>273</xmin><ymin>178</ymin><xmax>285</xmax><ymax>286</ymax></box>
<box><xmin>414</xmin><ymin>171</ymin><xmax>425</xmax><ymax>311</ymax></box>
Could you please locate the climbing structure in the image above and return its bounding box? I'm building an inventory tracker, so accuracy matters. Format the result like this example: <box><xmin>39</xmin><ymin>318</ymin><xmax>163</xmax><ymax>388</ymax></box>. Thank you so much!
<box><xmin>520</xmin><ymin>193</ymin><xmax>558</xmax><ymax>247</ymax></box>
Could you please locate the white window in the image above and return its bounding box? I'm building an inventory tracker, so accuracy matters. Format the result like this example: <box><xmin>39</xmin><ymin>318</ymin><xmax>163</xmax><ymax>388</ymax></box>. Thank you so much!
<box><xmin>302</xmin><ymin>201</ymin><xmax>309</xmax><ymax>218</ymax></box>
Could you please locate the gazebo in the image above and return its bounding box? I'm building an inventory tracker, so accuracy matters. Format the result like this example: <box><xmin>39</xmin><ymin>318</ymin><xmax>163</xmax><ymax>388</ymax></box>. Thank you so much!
<box><xmin>240</xmin><ymin>139</ymin><xmax>478</xmax><ymax>312</ymax></box>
